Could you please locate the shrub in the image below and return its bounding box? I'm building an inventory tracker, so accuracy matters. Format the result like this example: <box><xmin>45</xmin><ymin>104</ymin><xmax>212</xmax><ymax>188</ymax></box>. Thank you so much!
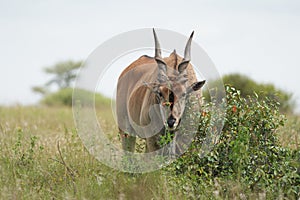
<box><xmin>41</xmin><ymin>88</ymin><xmax>73</xmax><ymax>106</ymax></box>
<box><xmin>164</xmin><ymin>86</ymin><xmax>300</xmax><ymax>198</ymax></box>
<box><xmin>204</xmin><ymin>73</ymin><xmax>294</xmax><ymax>113</ymax></box>
<box><xmin>41</xmin><ymin>88</ymin><xmax>111</xmax><ymax>108</ymax></box>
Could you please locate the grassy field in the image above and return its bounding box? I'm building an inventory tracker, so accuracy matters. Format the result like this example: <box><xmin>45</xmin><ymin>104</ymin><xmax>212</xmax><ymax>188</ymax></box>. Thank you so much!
<box><xmin>0</xmin><ymin>105</ymin><xmax>299</xmax><ymax>199</ymax></box>
<box><xmin>0</xmin><ymin>106</ymin><xmax>178</xmax><ymax>199</ymax></box>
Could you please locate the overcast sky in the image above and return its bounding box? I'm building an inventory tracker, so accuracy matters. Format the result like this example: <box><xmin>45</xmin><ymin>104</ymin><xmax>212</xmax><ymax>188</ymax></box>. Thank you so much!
<box><xmin>1</xmin><ymin>0</ymin><xmax>300</xmax><ymax>112</ymax></box>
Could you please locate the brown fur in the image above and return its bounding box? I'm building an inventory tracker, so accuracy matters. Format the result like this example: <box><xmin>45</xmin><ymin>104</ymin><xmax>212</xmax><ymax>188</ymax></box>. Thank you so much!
<box><xmin>116</xmin><ymin>52</ymin><xmax>201</xmax><ymax>152</ymax></box>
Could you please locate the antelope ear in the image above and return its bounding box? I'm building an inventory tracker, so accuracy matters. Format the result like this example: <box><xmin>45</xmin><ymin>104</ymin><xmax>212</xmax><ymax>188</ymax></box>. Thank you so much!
<box><xmin>187</xmin><ymin>80</ymin><xmax>206</xmax><ymax>94</ymax></box>
<box><xmin>155</xmin><ymin>58</ymin><xmax>168</xmax><ymax>83</ymax></box>
<box><xmin>178</xmin><ymin>60</ymin><xmax>190</xmax><ymax>73</ymax></box>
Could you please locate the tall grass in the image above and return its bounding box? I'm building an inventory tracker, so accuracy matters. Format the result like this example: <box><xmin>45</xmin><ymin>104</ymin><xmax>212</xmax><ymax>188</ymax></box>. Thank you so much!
<box><xmin>0</xmin><ymin>106</ymin><xmax>179</xmax><ymax>199</ymax></box>
<box><xmin>0</xmin><ymin>103</ymin><xmax>299</xmax><ymax>199</ymax></box>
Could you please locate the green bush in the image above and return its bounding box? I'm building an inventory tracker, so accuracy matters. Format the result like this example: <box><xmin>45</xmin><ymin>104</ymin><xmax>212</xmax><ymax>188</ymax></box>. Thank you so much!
<box><xmin>205</xmin><ymin>73</ymin><xmax>294</xmax><ymax>113</ymax></box>
<box><xmin>41</xmin><ymin>88</ymin><xmax>111</xmax><ymax>107</ymax></box>
<box><xmin>164</xmin><ymin>86</ymin><xmax>300</xmax><ymax>199</ymax></box>
<box><xmin>41</xmin><ymin>88</ymin><xmax>73</xmax><ymax>106</ymax></box>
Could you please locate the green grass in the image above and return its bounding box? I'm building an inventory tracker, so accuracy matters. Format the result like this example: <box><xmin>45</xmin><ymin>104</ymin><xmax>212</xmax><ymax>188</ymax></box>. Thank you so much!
<box><xmin>0</xmin><ymin>106</ymin><xmax>299</xmax><ymax>199</ymax></box>
<box><xmin>0</xmin><ymin>106</ymin><xmax>179</xmax><ymax>199</ymax></box>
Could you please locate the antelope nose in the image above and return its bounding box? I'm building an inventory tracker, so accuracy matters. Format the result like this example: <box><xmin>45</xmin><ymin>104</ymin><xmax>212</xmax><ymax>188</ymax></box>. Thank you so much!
<box><xmin>167</xmin><ymin>116</ymin><xmax>176</xmax><ymax>128</ymax></box>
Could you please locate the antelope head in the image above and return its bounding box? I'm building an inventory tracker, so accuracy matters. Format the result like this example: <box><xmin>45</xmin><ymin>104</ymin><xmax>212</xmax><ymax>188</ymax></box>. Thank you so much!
<box><xmin>145</xmin><ymin>29</ymin><xmax>206</xmax><ymax>130</ymax></box>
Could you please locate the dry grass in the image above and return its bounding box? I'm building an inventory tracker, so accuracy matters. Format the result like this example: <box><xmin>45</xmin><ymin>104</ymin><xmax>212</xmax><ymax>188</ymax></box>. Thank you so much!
<box><xmin>0</xmin><ymin>106</ymin><xmax>299</xmax><ymax>199</ymax></box>
<box><xmin>277</xmin><ymin>115</ymin><xmax>300</xmax><ymax>150</ymax></box>
<box><xmin>0</xmin><ymin>106</ymin><xmax>176</xmax><ymax>199</ymax></box>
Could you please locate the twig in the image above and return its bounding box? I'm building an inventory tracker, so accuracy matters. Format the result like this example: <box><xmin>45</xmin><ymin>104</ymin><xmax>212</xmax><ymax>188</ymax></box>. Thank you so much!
<box><xmin>56</xmin><ymin>141</ymin><xmax>77</xmax><ymax>195</ymax></box>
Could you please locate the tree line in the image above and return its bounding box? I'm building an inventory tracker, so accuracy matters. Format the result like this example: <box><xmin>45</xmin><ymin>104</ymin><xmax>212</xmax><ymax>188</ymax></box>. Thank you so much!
<box><xmin>32</xmin><ymin>60</ymin><xmax>295</xmax><ymax>113</ymax></box>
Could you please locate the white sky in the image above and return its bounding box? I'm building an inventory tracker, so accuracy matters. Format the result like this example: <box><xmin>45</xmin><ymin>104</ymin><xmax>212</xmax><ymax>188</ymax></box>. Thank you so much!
<box><xmin>1</xmin><ymin>0</ymin><xmax>300</xmax><ymax>112</ymax></box>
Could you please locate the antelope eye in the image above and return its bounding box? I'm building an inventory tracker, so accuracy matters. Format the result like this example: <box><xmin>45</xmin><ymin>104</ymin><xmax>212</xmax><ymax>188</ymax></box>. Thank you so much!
<box><xmin>169</xmin><ymin>92</ymin><xmax>174</xmax><ymax>102</ymax></box>
<box><xmin>157</xmin><ymin>91</ymin><xmax>163</xmax><ymax>97</ymax></box>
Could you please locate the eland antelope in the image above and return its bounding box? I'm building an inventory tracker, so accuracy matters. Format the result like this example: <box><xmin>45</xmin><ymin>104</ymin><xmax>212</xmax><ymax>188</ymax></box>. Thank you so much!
<box><xmin>116</xmin><ymin>29</ymin><xmax>205</xmax><ymax>153</ymax></box>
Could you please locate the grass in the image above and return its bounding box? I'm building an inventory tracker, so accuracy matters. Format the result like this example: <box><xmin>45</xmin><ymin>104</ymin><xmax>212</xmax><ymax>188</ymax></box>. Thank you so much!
<box><xmin>0</xmin><ymin>106</ymin><xmax>179</xmax><ymax>199</ymax></box>
<box><xmin>277</xmin><ymin>115</ymin><xmax>300</xmax><ymax>150</ymax></box>
<box><xmin>0</xmin><ymin>105</ymin><xmax>299</xmax><ymax>199</ymax></box>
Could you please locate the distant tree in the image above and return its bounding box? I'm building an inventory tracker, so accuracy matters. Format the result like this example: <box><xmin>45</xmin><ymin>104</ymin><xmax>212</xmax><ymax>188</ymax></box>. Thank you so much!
<box><xmin>41</xmin><ymin>88</ymin><xmax>111</xmax><ymax>108</ymax></box>
<box><xmin>32</xmin><ymin>60</ymin><xmax>82</xmax><ymax>95</ymax></box>
<box><xmin>44</xmin><ymin>60</ymin><xmax>82</xmax><ymax>89</ymax></box>
<box><xmin>31</xmin><ymin>86</ymin><xmax>49</xmax><ymax>95</ymax></box>
<box><xmin>204</xmin><ymin>73</ymin><xmax>294</xmax><ymax>113</ymax></box>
